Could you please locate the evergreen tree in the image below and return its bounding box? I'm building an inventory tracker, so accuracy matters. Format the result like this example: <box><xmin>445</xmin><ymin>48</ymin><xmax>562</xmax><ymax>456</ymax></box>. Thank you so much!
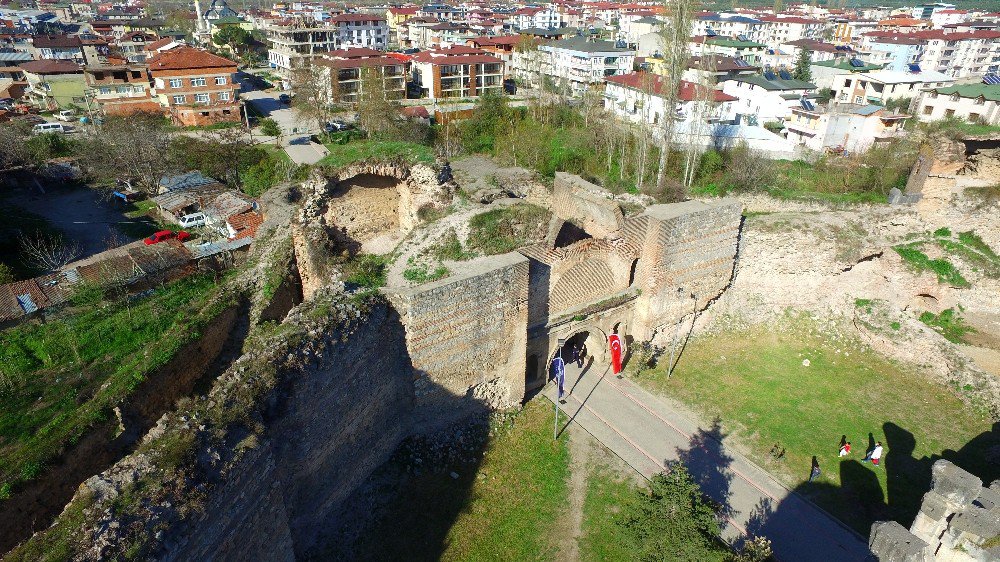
<box><xmin>793</xmin><ymin>48</ymin><xmax>813</xmax><ymax>82</ymax></box>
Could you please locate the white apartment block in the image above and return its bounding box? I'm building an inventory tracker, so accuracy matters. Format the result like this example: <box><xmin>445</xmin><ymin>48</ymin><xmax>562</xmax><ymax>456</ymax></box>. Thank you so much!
<box><xmin>537</xmin><ymin>36</ymin><xmax>635</xmax><ymax>95</ymax></box>
<box><xmin>265</xmin><ymin>14</ymin><xmax>387</xmax><ymax>75</ymax></box>
<box><xmin>692</xmin><ymin>14</ymin><xmax>764</xmax><ymax>43</ymax></box>
<box><xmin>831</xmin><ymin>69</ymin><xmax>955</xmax><ymax>106</ymax></box>
<box><xmin>917</xmin><ymin>31</ymin><xmax>1000</xmax><ymax>77</ymax></box>
<box><xmin>757</xmin><ymin>15</ymin><xmax>828</xmax><ymax>45</ymax></box>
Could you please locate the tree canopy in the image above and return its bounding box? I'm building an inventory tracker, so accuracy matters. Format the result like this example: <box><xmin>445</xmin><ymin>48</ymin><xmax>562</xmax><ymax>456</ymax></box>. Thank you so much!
<box><xmin>793</xmin><ymin>48</ymin><xmax>813</xmax><ymax>82</ymax></box>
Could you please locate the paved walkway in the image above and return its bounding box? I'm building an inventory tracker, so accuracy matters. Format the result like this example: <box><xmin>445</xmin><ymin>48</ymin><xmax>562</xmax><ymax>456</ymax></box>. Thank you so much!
<box><xmin>543</xmin><ymin>360</ymin><xmax>871</xmax><ymax>562</ymax></box>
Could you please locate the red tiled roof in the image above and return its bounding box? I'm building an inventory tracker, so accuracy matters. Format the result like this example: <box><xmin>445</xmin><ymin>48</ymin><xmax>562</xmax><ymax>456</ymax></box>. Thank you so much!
<box><xmin>410</xmin><ymin>46</ymin><xmax>502</xmax><ymax>65</ymax></box>
<box><xmin>32</xmin><ymin>34</ymin><xmax>83</xmax><ymax>48</ymax></box>
<box><xmin>147</xmin><ymin>45</ymin><xmax>236</xmax><ymax>71</ymax></box>
<box><xmin>388</xmin><ymin>7</ymin><xmax>418</xmax><ymax>14</ymax></box>
<box><xmin>759</xmin><ymin>15</ymin><xmax>823</xmax><ymax>24</ymax></box>
<box><xmin>18</xmin><ymin>59</ymin><xmax>82</xmax><ymax>74</ymax></box>
<box><xmin>329</xmin><ymin>13</ymin><xmax>385</xmax><ymax>23</ymax></box>
<box><xmin>228</xmin><ymin>212</ymin><xmax>263</xmax><ymax>240</ymax></box>
<box><xmin>605</xmin><ymin>72</ymin><xmax>737</xmax><ymax>102</ymax></box>
<box><xmin>468</xmin><ymin>34</ymin><xmax>521</xmax><ymax>46</ymax></box>
<box><xmin>144</xmin><ymin>36</ymin><xmax>174</xmax><ymax>51</ymax></box>
<box><xmin>316</xmin><ymin>55</ymin><xmax>402</xmax><ymax>69</ymax></box>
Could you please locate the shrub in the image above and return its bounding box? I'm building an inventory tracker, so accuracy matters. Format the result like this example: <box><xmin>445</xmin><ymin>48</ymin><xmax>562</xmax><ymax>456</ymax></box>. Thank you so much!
<box><xmin>918</xmin><ymin>308</ymin><xmax>974</xmax><ymax>343</ymax></box>
<box><xmin>724</xmin><ymin>142</ymin><xmax>774</xmax><ymax>192</ymax></box>
<box><xmin>403</xmin><ymin>265</ymin><xmax>448</xmax><ymax>283</ymax></box>
<box><xmin>432</xmin><ymin>229</ymin><xmax>472</xmax><ymax>261</ymax></box>
<box><xmin>259</xmin><ymin>118</ymin><xmax>282</xmax><ymax>138</ymax></box>
<box><xmin>343</xmin><ymin>254</ymin><xmax>388</xmax><ymax>289</ymax></box>
<box><xmin>893</xmin><ymin>245</ymin><xmax>969</xmax><ymax>287</ymax></box>
<box><xmin>467</xmin><ymin>204</ymin><xmax>550</xmax><ymax>255</ymax></box>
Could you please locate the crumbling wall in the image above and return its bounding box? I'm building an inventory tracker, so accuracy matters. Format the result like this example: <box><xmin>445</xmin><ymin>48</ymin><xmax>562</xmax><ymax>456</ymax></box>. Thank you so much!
<box><xmin>385</xmin><ymin>252</ymin><xmax>530</xmax><ymax>420</ymax></box>
<box><xmin>552</xmin><ymin>172</ymin><xmax>625</xmax><ymax>238</ymax></box>
<box><xmin>630</xmin><ymin>199</ymin><xmax>744</xmax><ymax>340</ymax></box>
<box><xmin>869</xmin><ymin>460</ymin><xmax>1000</xmax><ymax>562</ymax></box>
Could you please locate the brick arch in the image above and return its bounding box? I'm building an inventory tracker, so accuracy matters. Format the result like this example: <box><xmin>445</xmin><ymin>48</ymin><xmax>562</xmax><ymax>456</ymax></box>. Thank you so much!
<box><xmin>549</xmin><ymin>259</ymin><xmax>617</xmax><ymax>314</ymax></box>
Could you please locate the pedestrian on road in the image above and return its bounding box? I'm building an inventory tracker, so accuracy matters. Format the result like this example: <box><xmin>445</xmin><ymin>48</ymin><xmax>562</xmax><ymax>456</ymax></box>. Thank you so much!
<box><xmin>571</xmin><ymin>344</ymin><xmax>582</xmax><ymax>368</ymax></box>
<box><xmin>869</xmin><ymin>443</ymin><xmax>884</xmax><ymax>466</ymax></box>
<box><xmin>809</xmin><ymin>456</ymin><xmax>821</xmax><ymax>482</ymax></box>
<box><xmin>839</xmin><ymin>442</ymin><xmax>851</xmax><ymax>457</ymax></box>
<box><xmin>580</xmin><ymin>343</ymin><xmax>587</xmax><ymax>367</ymax></box>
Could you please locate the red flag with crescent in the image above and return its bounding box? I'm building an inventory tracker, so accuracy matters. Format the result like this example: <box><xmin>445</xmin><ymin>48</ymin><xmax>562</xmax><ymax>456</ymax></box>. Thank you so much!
<box><xmin>609</xmin><ymin>334</ymin><xmax>623</xmax><ymax>374</ymax></box>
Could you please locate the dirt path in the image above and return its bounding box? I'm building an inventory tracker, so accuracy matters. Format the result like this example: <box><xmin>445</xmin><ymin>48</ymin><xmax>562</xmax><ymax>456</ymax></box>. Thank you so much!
<box><xmin>553</xmin><ymin>425</ymin><xmax>591</xmax><ymax>562</ymax></box>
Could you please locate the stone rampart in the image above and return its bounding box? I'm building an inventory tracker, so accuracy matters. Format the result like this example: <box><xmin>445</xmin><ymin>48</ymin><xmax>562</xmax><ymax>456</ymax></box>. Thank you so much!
<box><xmin>385</xmin><ymin>252</ymin><xmax>530</xmax><ymax>418</ymax></box>
<box><xmin>870</xmin><ymin>460</ymin><xmax>1000</xmax><ymax>562</ymax></box>
<box><xmin>552</xmin><ymin>172</ymin><xmax>625</xmax><ymax>238</ymax></box>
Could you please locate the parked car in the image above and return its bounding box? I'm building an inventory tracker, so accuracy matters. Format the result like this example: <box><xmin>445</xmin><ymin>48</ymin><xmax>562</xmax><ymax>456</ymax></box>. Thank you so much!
<box><xmin>144</xmin><ymin>230</ymin><xmax>191</xmax><ymax>245</ymax></box>
<box><xmin>32</xmin><ymin>122</ymin><xmax>67</xmax><ymax>134</ymax></box>
<box><xmin>56</xmin><ymin>110</ymin><xmax>76</xmax><ymax>122</ymax></box>
<box><xmin>178</xmin><ymin>212</ymin><xmax>207</xmax><ymax>228</ymax></box>
<box><xmin>278</xmin><ymin>93</ymin><xmax>291</xmax><ymax>104</ymax></box>
<box><xmin>324</xmin><ymin>120</ymin><xmax>351</xmax><ymax>133</ymax></box>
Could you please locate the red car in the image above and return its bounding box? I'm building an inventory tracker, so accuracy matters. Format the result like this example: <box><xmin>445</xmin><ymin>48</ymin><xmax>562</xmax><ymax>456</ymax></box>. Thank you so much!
<box><xmin>144</xmin><ymin>230</ymin><xmax>191</xmax><ymax>245</ymax></box>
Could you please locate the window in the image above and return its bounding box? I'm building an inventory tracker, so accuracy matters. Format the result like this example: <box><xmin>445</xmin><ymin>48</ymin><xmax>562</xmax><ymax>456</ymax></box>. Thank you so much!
<box><xmin>854</xmin><ymin>95</ymin><xmax>864</xmax><ymax>104</ymax></box>
<box><xmin>191</xmin><ymin>77</ymin><xmax>207</xmax><ymax>87</ymax></box>
<box><xmin>172</xmin><ymin>94</ymin><xmax>186</xmax><ymax>104</ymax></box>
<box><xmin>98</xmin><ymin>87</ymin><xmax>111</xmax><ymax>95</ymax></box>
<box><xmin>219</xmin><ymin>91</ymin><xmax>230</xmax><ymax>101</ymax></box>
<box><xmin>950</xmin><ymin>93</ymin><xmax>961</xmax><ymax>101</ymax></box>
<box><xmin>215</xmin><ymin>76</ymin><xmax>227</xmax><ymax>85</ymax></box>
<box><xmin>974</xmin><ymin>96</ymin><xmax>985</xmax><ymax>105</ymax></box>
<box><xmin>970</xmin><ymin>113</ymin><xmax>981</xmax><ymax>121</ymax></box>
<box><xmin>945</xmin><ymin>109</ymin><xmax>955</xmax><ymax>117</ymax></box>
<box><xmin>169</xmin><ymin>78</ymin><xmax>182</xmax><ymax>88</ymax></box>
<box><xmin>194</xmin><ymin>93</ymin><xmax>210</xmax><ymax>103</ymax></box>
<box><xmin>923</xmin><ymin>106</ymin><xmax>933</xmax><ymax>115</ymax></box>
<box><xmin>116</xmin><ymin>86</ymin><xmax>129</xmax><ymax>94</ymax></box>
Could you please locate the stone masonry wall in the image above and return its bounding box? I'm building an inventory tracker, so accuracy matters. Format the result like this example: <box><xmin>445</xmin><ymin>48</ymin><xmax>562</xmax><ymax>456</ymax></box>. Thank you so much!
<box><xmin>552</xmin><ymin>172</ymin><xmax>625</xmax><ymax>238</ymax></box>
<box><xmin>870</xmin><ymin>460</ymin><xmax>1000</xmax><ymax>562</ymax></box>
<box><xmin>385</xmin><ymin>252</ymin><xmax>530</xmax><ymax>420</ymax></box>
<box><xmin>631</xmin><ymin>199</ymin><xmax>743</xmax><ymax>340</ymax></box>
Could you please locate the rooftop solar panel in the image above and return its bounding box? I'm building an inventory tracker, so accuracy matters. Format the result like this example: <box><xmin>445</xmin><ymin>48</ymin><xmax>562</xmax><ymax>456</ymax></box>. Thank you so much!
<box><xmin>764</xmin><ymin>70</ymin><xmax>776</xmax><ymax>80</ymax></box>
<box><xmin>908</xmin><ymin>63</ymin><xmax>921</xmax><ymax>73</ymax></box>
<box><xmin>778</xmin><ymin>70</ymin><xmax>792</xmax><ymax>80</ymax></box>
<box><xmin>849</xmin><ymin>58</ymin><xmax>865</xmax><ymax>67</ymax></box>
<box><xmin>983</xmin><ymin>73</ymin><xmax>1000</xmax><ymax>85</ymax></box>
<box><xmin>734</xmin><ymin>57</ymin><xmax>750</xmax><ymax>67</ymax></box>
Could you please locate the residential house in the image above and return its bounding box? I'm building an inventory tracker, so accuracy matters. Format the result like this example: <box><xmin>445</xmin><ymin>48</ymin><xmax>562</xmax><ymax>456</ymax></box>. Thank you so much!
<box><xmin>428</xmin><ymin>22</ymin><xmax>475</xmax><ymax>48</ymax></box>
<box><xmin>830</xmin><ymin>69</ymin><xmax>954</xmax><ymax>106</ymax></box>
<box><xmin>786</xmin><ymin>102</ymin><xmax>908</xmax><ymax>153</ymax></box>
<box><xmin>680</xmin><ymin>54</ymin><xmax>759</xmax><ymax>84</ymax></box>
<box><xmin>603</xmin><ymin>72</ymin><xmax>738</xmax><ymax>126</ymax></box>
<box><xmin>148</xmin><ymin>45</ymin><xmax>240</xmax><ymax>126</ymax></box>
<box><xmin>314</xmin><ymin>47</ymin><xmax>405</xmax><ymax>103</ymax></box>
<box><xmin>915</xmin><ymin>83</ymin><xmax>1000</xmax><ymax>124</ymax></box>
<box><xmin>116</xmin><ymin>31</ymin><xmax>158</xmax><ymax>63</ymax></box>
<box><xmin>467</xmin><ymin>35</ymin><xmax>521</xmax><ymax>68</ymax></box>
<box><xmin>20</xmin><ymin>59</ymin><xmax>86</xmax><ymax>110</ymax></box>
<box><xmin>537</xmin><ymin>36</ymin><xmax>635</xmax><ymax>95</ymax></box>
<box><xmin>31</xmin><ymin>34</ymin><xmax>85</xmax><ymax>63</ymax></box>
<box><xmin>810</xmin><ymin>57</ymin><xmax>883</xmax><ymax>89</ymax></box>
<box><xmin>409</xmin><ymin>45</ymin><xmax>504</xmax><ymax>100</ymax></box>
<box><xmin>0</xmin><ymin>64</ymin><xmax>26</xmax><ymax>98</ymax></box>
<box><xmin>620</xmin><ymin>15</ymin><xmax>661</xmax><ymax>46</ymax></box>
<box><xmin>720</xmin><ymin>72</ymin><xmax>817</xmax><ymax>123</ymax></box>
<box><xmin>83</xmin><ymin>63</ymin><xmax>159</xmax><ymax>115</ymax></box>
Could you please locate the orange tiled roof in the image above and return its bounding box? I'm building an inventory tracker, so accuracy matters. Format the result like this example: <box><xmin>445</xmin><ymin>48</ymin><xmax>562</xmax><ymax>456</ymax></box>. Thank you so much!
<box><xmin>147</xmin><ymin>45</ymin><xmax>237</xmax><ymax>71</ymax></box>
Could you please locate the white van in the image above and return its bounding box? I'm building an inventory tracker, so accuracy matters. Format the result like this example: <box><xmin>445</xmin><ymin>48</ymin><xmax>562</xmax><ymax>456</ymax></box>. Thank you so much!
<box><xmin>32</xmin><ymin>122</ymin><xmax>66</xmax><ymax>134</ymax></box>
<box><xmin>178</xmin><ymin>212</ymin><xmax>207</xmax><ymax>228</ymax></box>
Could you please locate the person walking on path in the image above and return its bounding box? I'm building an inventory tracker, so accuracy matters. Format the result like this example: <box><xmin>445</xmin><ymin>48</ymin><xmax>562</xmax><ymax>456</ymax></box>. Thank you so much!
<box><xmin>839</xmin><ymin>442</ymin><xmax>851</xmax><ymax>457</ymax></box>
<box><xmin>869</xmin><ymin>443</ymin><xmax>884</xmax><ymax>466</ymax></box>
<box><xmin>809</xmin><ymin>456</ymin><xmax>822</xmax><ymax>482</ymax></box>
<box><xmin>571</xmin><ymin>344</ymin><xmax>581</xmax><ymax>368</ymax></box>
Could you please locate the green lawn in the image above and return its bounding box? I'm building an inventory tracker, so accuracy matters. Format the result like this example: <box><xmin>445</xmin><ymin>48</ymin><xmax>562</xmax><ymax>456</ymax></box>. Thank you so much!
<box><xmin>635</xmin><ymin>319</ymin><xmax>996</xmax><ymax>535</ymax></box>
<box><xmin>317</xmin><ymin>139</ymin><xmax>434</xmax><ymax>169</ymax></box>
<box><xmin>580</xmin><ymin>465</ymin><xmax>640</xmax><ymax>561</ymax></box>
<box><xmin>355</xmin><ymin>399</ymin><xmax>570</xmax><ymax>561</ymax></box>
<box><xmin>0</xmin><ymin>274</ymin><xmax>227</xmax><ymax>496</ymax></box>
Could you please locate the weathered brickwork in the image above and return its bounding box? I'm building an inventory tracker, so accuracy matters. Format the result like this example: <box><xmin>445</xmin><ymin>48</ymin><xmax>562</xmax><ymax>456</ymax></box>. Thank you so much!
<box><xmin>870</xmin><ymin>460</ymin><xmax>1000</xmax><ymax>562</ymax></box>
<box><xmin>552</xmin><ymin>172</ymin><xmax>625</xmax><ymax>238</ymax></box>
<box><xmin>385</xmin><ymin>253</ymin><xmax>530</xmax><ymax>415</ymax></box>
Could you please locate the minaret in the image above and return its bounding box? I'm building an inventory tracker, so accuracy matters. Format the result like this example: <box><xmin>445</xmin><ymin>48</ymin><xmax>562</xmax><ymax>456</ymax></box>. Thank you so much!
<box><xmin>194</xmin><ymin>0</ymin><xmax>205</xmax><ymax>33</ymax></box>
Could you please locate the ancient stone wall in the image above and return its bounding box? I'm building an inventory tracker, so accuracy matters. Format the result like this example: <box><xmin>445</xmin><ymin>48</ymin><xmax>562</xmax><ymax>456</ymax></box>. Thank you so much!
<box><xmin>870</xmin><ymin>460</ymin><xmax>1000</xmax><ymax>562</ymax></box>
<box><xmin>385</xmin><ymin>252</ymin><xmax>530</xmax><ymax>419</ymax></box>
<box><xmin>552</xmin><ymin>172</ymin><xmax>625</xmax><ymax>238</ymax></box>
<box><xmin>631</xmin><ymin>200</ymin><xmax>743</xmax><ymax>340</ymax></box>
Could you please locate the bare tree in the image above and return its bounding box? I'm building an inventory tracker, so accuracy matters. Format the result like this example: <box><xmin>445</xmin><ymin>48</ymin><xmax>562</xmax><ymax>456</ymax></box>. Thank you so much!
<box><xmin>76</xmin><ymin>112</ymin><xmax>172</xmax><ymax>194</ymax></box>
<box><xmin>290</xmin><ymin>64</ymin><xmax>335</xmax><ymax>131</ymax></box>
<box><xmin>0</xmin><ymin>122</ymin><xmax>35</xmax><ymax>170</ymax></box>
<box><xmin>19</xmin><ymin>233</ymin><xmax>81</xmax><ymax>272</ymax></box>
<box><xmin>654</xmin><ymin>0</ymin><xmax>698</xmax><ymax>200</ymax></box>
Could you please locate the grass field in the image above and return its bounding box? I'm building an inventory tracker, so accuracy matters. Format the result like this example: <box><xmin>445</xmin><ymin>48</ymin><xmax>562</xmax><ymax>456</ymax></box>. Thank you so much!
<box><xmin>0</xmin><ymin>275</ymin><xmax>226</xmax><ymax>496</ymax></box>
<box><xmin>579</xmin><ymin>465</ymin><xmax>640</xmax><ymax>562</ymax></box>
<box><xmin>635</xmin><ymin>319</ymin><xmax>997</xmax><ymax>535</ymax></box>
<box><xmin>355</xmin><ymin>400</ymin><xmax>570</xmax><ymax>561</ymax></box>
<box><xmin>318</xmin><ymin>139</ymin><xmax>434</xmax><ymax>169</ymax></box>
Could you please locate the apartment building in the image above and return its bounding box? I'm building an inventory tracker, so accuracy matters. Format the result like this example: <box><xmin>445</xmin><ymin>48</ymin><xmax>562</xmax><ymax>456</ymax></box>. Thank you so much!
<box><xmin>83</xmin><ymin>63</ymin><xmax>159</xmax><ymax>115</ymax></box>
<box><xmin>409</xmin><ymin>45</ymin><xmax>504</xmax><ymax>100</ymax></box>
<box><xmin>148</xmin><ymin>45</ymin><xmax>240</xmax><ymax>126</ymax></box>
<box><xmin>428</xmin><ymin>22</ymin><xmax>475</xmax><ymax>48</ymax></box>
<box><xmin>915</xmin><ymin>83</ymin><xmax>1000</xmax><ymax>124</ymax></box>
<box><xmin>116</xmin><ymin>31</ymin><xmax>158</xmax><ymax>64</ymax></box>
<box><xmin>265</xmin><ymin>14</ymin><xmax>387</xmax><ymax>76</ymax></box>
<box><xmin>861</xmin><ymin>34</ymin><xmax>925</xmax><ymax>72</ymax></box>
<box><xmin>916</xmin><ymin>30</ymin><xmax>1000</xmax><ymax>77</ymax></box>
<box><xmin>689</xmin><ymin>36</ymin><xmax>767</xmax><ymax>66</ymax></box>
<box><xmin>31</xmin><ymin>34</ymin><xmax>85</xmax><ymax>63</ymax></box>
<box><xmin>830</xmin><ymin>69</ymin><xmax>954</xmax><ymax>106</ymax></box>
<box><xmin>386</xmin><ymin>6</ymin><xmax>417</xmax><ymax>45</ymax></box>
<box><xmin>314</xmin><ymin>47</ymin><xmax>405</xmax><ymax>104</ymax></box>
<box><xmin>537</xmin><ymin>36</ymin><xmax>635</xmax><ymax>95</ymax></box>
<box><xmin>329</xmin><ymin>13</ymin><xmax>388</xmax><ymax>50</ymax></box>
<box><xmin>810</xmin><ymin>58</ymin><xmax>884</xmax><ymax>89</ymax></box>
<box><xmin>757</xmin><ymin>15</ymin><xmax>827</xmax><ymax>45</ymax></box>
<box><xmin>692</xmin><ymin>13</ymin><xmax>764</xmax><ymax>42</ymax></box>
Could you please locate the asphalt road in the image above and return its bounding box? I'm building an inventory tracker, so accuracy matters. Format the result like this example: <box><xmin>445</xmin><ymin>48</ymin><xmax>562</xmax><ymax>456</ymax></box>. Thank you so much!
<box><xmin>544</xmin><ymin>360</ymin><xmax>872</xmax><ymax>562</ymax></box>
<box><xmin>241</xmin><ymin>89</ymin><xmax>329</xmax><ymax>165</ymax></box>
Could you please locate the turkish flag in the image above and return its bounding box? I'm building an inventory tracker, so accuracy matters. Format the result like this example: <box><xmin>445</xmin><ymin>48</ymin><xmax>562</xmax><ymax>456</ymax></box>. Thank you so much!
<box><xmin>609</xmin><ymin>334</ymin><xmax>623</xmax><ymax>375</ymax></box>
